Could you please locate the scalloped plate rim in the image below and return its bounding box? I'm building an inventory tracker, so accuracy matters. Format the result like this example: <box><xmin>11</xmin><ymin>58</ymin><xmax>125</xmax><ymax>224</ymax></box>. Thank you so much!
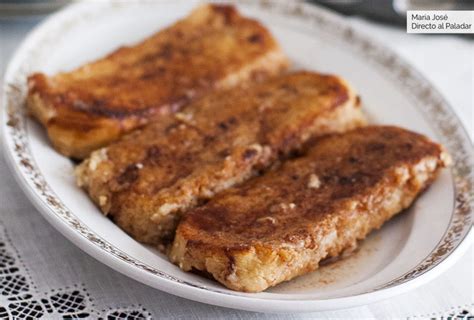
<box><xmin>1</xmin><ymin>0</ymin><xmax>473</xmax><ymax>313</ymax></box>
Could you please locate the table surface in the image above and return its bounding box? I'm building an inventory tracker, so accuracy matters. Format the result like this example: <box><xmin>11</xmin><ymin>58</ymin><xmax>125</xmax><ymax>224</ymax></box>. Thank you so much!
<box><xmin>0</xmin><ymin>7</ymin><xmax>473</xmax><ymax>320</ymax></box>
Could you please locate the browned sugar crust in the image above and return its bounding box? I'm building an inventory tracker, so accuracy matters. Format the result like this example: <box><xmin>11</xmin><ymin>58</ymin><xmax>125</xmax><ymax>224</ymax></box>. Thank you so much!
<box><xmin>27</xmin><ymin>4</ymin><xmax>289</xmax><ymax>158</ymax></box>
<box><xmin>76</xmin><ymin>71</ymin><xmax>365</xmax><ymax>244</ymax></box>
<box><xmin>170</xmin><ymin>126</ymin><xmax>450</xmax><ymax>292</ymax></box>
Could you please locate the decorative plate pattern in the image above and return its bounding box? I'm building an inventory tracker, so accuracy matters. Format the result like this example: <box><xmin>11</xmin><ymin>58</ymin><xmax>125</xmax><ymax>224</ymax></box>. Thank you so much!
<box><xmin>1</xmin><ymin>0</ymin><xmax>472</xmax><ymax>312</ymax></box>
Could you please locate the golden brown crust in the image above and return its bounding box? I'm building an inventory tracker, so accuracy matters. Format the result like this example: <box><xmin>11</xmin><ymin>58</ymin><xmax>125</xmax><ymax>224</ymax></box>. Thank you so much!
<box><xmin>169</xmin><ymin>126</ymin><xmax>450</xmax><ymax>292</ymax></box>
<box><xmin>75</xmin><ymin>71</ymin><xmax>365</xmax><ymax>244</ymax></box>
<box><xmin>27</xmin><ymin>4</ymin><xmax>289</xmax><ymax>158</ymax></box>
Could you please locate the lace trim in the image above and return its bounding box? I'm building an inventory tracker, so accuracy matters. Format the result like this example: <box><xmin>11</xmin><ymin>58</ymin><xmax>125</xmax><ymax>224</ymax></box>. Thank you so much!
<box><xmin>0</xmin><ymin>225</ymin><xmax>152</xmax><ymax>319</ymax></box>
<box><xmin>408</xmin><ymin>304</ymin><xmax>474</xmax><ymax>319</ymax></box>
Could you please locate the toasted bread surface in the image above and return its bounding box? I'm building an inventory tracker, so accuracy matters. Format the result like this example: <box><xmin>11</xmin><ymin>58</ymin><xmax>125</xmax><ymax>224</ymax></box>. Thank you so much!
<box><xmin>76</xmin><ymin>71</ymin><xmax>365</xmax><ymax>244</ymax></box>
<box><xmin>27</xmin><ymin>4</ymin><xmax>289</xmax><ymax>158</ymax></box>
<box><xmin>169</xmin><ymin>126</ymin><xmax>450</xmax><ymax>292</ymax></box>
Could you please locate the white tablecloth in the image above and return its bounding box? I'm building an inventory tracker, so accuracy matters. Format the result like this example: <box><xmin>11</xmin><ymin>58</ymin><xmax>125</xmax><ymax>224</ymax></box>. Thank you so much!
<box><xmin>0</xmin><ymin>7</ymin><xmax>472</xmax><ymax>320</ymax></box>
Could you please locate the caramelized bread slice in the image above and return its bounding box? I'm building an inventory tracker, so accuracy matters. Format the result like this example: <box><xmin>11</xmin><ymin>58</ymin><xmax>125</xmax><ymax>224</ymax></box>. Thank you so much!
<box><xmin>27</xmin><ymin>4</ymin><xmax>289</xmax><ymax>159</ymax></box>
<box><xmin>169</xmin><ymin>126</ymin><xmax>451</xmax><ymax>292</ymax></box>
<box><xmin>76</xmin><ymin>72</ymin><xmax>365</xmax><ymax>244</ymax></box>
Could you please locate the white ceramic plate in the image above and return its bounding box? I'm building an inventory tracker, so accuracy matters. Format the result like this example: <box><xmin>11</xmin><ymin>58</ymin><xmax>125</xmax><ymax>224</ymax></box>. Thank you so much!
<box><xmin>2</xmin><ymin>0</ymin><xmax>473</xmax><ymax>313</ymax></box>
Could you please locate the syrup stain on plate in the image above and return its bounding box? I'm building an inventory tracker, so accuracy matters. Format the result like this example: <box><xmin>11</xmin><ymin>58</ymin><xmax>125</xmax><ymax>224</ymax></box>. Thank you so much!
<box><xmin>272</xmin><ymin>232</ymin><xmax>381</xmax><ymax>292</ymax></box>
